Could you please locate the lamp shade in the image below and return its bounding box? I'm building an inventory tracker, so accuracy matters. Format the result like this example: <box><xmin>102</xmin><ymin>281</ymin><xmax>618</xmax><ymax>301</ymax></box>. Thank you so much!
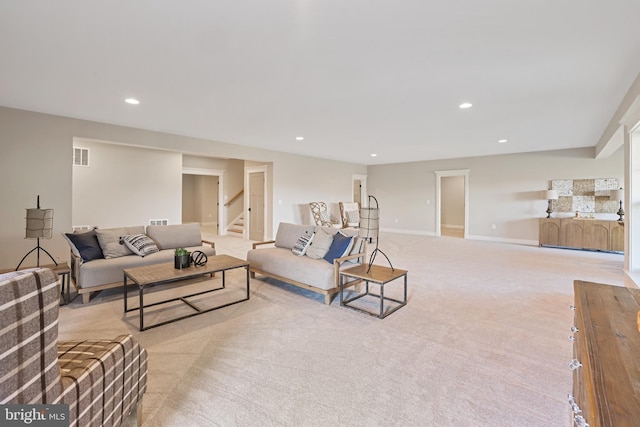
<box><xmin>25</xmin><ymin>208</ymin><xmax>54</xmax><ymax>239</ymax></box>
<box><xmin>359</xmin><ymin>206</ymin><xmax>379</xmax><ymax>239</ymax></box>
<box><xmin>544</xmin><ymin>190</ymin><xmax>559</xmax><ymax>200</ymax></box>
<box><xmin>610</xmin><ymin>189</ymin><xmax>624</xmax><ymax>201</ymax></box>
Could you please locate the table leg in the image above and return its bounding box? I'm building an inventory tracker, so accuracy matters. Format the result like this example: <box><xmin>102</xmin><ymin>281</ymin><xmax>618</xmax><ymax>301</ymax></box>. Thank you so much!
<box><xmin>403</xmin><ymin>273</ymin><xmax>407</xmax><ymax>303</ymax></box>
<box><xmin>124</xmin><ymin>275</ymin><xmax>128</xmax><ymax>312</ymax></box>
<box><xmin>66</xmin><ymin>273</ymin><xmax>70</xmax><ymax>303</ymax></box>
<box><xmin>380</xmin><ymin>282</ymin><xmax>385</xmax><ymax>318</ymax></box>
<box><xmin>139</xmin><ymin>284</ymin><xmax>144</xmax><ymax>331</ymax></box>
<box><xmin>340</xmin><ymin>274</ymin><xmax>344</xmax><ymax>306</ymax></box>
<box><xmin>245</xmin><ymin>266</ymin><xmax>250</xmax><ymax>299</ymax></box>
<box><xmin>222</xmin><ymin>270</ymin><xmax>226</xmax><ymax>288</ymax></box>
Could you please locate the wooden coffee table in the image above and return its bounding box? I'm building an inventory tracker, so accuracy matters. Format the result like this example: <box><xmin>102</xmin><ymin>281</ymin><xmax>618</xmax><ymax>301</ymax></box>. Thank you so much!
<box><xmin>123</xmin><ymin>255</ymin><xmax>250</xmax><ymax>331</ymax></box>
<box><xmin>339</xmin><ymin>263</ymin><xmax>407</xmax><ymax>318</ymax></box>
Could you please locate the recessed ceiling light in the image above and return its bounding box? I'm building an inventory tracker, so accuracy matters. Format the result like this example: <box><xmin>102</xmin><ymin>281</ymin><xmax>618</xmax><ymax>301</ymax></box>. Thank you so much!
<box><xmin>295</xmin><ymin>136</ymin><xmax>304</xmax><ymax>141</ymax></box>
<box><xmin>498</xmin><ymin>139</ymin><xmax>507</xmax><ymax>143</ymax></box>
<box><xmin>459</xmin><ymin>102</ymin><xmax>472</xmax><ymax>109</ymax></box>
<box><xmin>125</xmin><ymin>98</ymin><xmax>140</xmax><ymax>105</ymax></box>
<box><xmin>370</xmin><ymin>153</ymin><xmax>377</xmax><ymax>157</ymax></box>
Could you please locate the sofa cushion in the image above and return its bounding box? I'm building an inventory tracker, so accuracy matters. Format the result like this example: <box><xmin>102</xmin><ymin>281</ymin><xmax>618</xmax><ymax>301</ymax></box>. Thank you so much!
<box><xmin>76</xmin><ymin>244</ymin><xmax>216</xmax><ymax>289</ymax></box>
<box><xmin>323</xmin><ymin>231</ymin><xmax>354</xmax><ymax>263</ymax></box>
<box><xmin>306</xmin><ymin>228</ymin><xmax>333</xmax><ymax>259</ymax></box>
<box><xmin>274</xmin><ymin>223</ymin><xmax>316</xmax><ymax>249</ymax></box>
<box><xmin>248</xmin><ymin>247</ymin><xmax>339</xmax><ymax>291</ymax></box>
<box><xmin>121</xmin><ymin>234</ymin><xmax>159</xmax><ymax>257</ymax></box>
<box><xmin>64</xmin><ymin>230</ymin><xmax>104</xmax><ymax>261</ymax></box>
<box><xmin>292</xmin><ymin>231</ymin><xmax>314</xmax><ymax>256</ymax></box>
<box><xmin>146</xmin><ymin>223</ymin><xmax>202</xmax><ymax>250</ymax></box>
<box><xmin>96</xmin><ymin>227</ymin><xmax>142</xmax><ymax>259</ymax></box>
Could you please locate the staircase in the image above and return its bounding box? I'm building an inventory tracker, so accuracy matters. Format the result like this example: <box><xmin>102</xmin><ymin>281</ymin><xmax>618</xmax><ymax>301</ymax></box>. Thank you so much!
<box><xmin>227</xmin><ymin>213</ymin><xmax>244</xmax><ymax>237</ymax></box>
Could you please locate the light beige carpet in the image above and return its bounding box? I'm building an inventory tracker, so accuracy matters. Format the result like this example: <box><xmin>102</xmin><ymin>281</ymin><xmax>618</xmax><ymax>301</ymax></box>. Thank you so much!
<box><xmin>58</xmin><ymin>233</ymin><xmax>628</xmax><ymax>426</ymax></box>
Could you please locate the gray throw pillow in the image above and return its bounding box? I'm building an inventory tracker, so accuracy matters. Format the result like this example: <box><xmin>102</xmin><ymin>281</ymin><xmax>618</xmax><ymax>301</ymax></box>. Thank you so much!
<box><xmin>95</xmin><ymin>228</ymin><xmax>133</xmax><ymax>258</ymax></box>
<box><xmin>306</xmin><ymin>229</ymin><xmax>334</xmax><ymax>259</ymax></box>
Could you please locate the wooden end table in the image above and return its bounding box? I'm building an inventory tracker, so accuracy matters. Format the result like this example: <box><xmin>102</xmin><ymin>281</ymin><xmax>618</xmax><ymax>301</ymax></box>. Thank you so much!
<box><xmin>123</xmin><ymin>255</ymin><xmax>250</xmax><ymax>331</ymax></box>
<box><xmin>339</xmin><ymin>263</ymin><xmax>408</xmax><ymax>318</ymax></box>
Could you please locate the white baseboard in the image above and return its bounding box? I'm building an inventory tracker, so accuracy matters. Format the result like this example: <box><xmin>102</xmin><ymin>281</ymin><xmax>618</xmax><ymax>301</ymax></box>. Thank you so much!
<box><xmin>380</xmin><ymin>227</ymin><xmax>437</xmax><ymax>236</ymax></box>
<box><xmin>441</xmin><ymin>224</ymin><xmax>464</xmax><ymax>229</ymax></box>
<box><xmin>466</xmin><ymin>234</ymin><xmax>539</xmax><ymax>246</ymax></box>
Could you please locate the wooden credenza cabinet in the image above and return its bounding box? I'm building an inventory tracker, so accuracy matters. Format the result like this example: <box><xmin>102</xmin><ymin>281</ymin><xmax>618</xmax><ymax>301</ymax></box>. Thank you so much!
<box><xmin>539</xmin><ymin>218</ymin><xmax>623</xmax><ymax>252</ymax></box>
<box><xmin>570</xmin><ymin>281</ymin><xmax>640</xmax><ymax>427</ymax></box>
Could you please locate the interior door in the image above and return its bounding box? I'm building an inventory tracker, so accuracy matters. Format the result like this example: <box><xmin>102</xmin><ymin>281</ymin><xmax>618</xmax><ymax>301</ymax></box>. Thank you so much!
<box><xmin>249</xmin><ymin>171</ymin><xmax>265</xmax><ymax>241</ymax></box>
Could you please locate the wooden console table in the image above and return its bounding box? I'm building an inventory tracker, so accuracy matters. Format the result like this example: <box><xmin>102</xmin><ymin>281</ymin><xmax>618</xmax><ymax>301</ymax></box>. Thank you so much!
<box><xmin>539</xmin><ymin>218</ymin><xmax>623</xmax><ymax>252</ymax></box>
<box><xmin>569</xmin><ymin>280</ymin><xmax>640</xmax><ymax>426</ymax></box>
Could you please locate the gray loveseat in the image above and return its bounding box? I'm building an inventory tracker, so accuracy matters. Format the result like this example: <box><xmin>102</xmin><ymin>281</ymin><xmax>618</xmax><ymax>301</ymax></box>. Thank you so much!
<box><xmin>247</xmin><ymin>222</ymin><xmax>367</xmax><ymax>304</ymax></box>
<box><xmin>65</xmin><ymin>223</ymin><xmax>216</xmax><ymax>303</ymax></box>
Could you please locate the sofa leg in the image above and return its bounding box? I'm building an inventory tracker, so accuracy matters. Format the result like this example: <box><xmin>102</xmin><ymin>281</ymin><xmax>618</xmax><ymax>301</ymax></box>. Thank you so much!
<box><xmin>324</xmin><ymin>294</ymin><xmax>332</xmax><ymax>305</ymax></box>
<box><xmin>81</xmin><ymin>293</ymin><xmax>91</xmax><ymax>304</ymax></box>
<box><xmin>250</xmin><ymin>271</ymin><xmax>256</xmax><ymax>279</ymax></box>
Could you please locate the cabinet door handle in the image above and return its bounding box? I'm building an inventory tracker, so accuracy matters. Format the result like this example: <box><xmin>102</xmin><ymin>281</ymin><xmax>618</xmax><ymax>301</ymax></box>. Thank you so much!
<box><xmin>574</xmin><ymin>414</ymin><xmax>589</xmax><ymax>427</ymax></box>
<box><xmin>568</xmin><ymin>359</ymin><xmax>582</xmax><ymax>370</ymax></box>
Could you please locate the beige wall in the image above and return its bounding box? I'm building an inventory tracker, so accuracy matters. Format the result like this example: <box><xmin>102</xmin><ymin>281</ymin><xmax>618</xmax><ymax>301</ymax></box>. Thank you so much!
<box><xmin>369</xmin><ymin>147</ymin><xmax>624</xmax><ymax>244</ymax></box>
<box><xmin>1</xmin><ymin>105</ymin><xmax>624</xmax><ymax>270</ymax></box>
<box><xmin>0</xmin><ymin>107</ymin><xmax>366</xmax><ymax>270</ymax></box>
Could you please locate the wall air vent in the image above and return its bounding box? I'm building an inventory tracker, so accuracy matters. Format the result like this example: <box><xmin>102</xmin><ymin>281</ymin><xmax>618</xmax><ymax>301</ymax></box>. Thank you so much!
<box><xmin>73</xmin><ymin>147</ymin><xmax>89</xmax><ymax>166</ymax></box>
<box><xmin>72</xmin><ymin>225</ymin><xmax>92</xmax><ymax>232</ymax></box>
<box><xmin>149</xmin><ymin>219</ymin><xmax>168</xmax><ymax>226</ymax></box>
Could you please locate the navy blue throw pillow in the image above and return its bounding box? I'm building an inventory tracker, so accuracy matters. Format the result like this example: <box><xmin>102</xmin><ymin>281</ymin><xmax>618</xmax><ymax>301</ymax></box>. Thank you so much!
<box><xmin>323</xmin><ymin>232</ymin><xmax>353</xmax><ymax>263</ymax></box>
<box><xmin>65</xmin><ymin>230</ymin><xmax>104</xmax><ymax>262</ymax></box>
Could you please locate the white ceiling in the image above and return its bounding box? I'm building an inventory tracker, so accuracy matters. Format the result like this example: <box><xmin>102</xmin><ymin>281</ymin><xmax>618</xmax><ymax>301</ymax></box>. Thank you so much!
<box><xmin>1</xmin><ymin>1</ymin><xmax>639</xmax><ymax>165</ymax></box>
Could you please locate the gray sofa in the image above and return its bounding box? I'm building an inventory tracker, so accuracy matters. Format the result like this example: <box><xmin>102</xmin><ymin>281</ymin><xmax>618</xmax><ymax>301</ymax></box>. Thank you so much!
<box><xmin>65</xmin><ymin>223</ymin><xmax>216</xmax><ymax>303</ymax></box>
<box><xmin>247</xmin><ymin>222</ymin><xmax>367</xmax><ymax>304</ymax></box>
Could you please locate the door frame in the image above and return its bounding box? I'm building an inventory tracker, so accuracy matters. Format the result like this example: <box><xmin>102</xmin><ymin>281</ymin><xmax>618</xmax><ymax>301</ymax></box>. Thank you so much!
<box><xmin>434</xmin><ymin>169</ymin><xmax>469</xmax><ymax>238</ymax></box>
<box><xmin>182</xmin><ymin>167</ymin><xmax>225</xmax><ymax>235</ymax></box>
<box><xmin>352</xmin><ymin>174</ymin><xmax>368</xmax><ymax>206</ymax></box>
<box><xmin>244</xmin><ymin>165</ymin><xmax>269</xmax><ymax>240</ymax></box>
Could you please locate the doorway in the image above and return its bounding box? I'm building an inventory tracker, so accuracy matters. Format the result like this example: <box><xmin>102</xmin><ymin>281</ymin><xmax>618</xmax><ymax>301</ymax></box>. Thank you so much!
<box><xmin>182</xmin><ymin>167</ymin><xmax>225</xmax><ymax>236</ymax></box>
<box><xmin>352</xmin><ymin>174</ymin><xmax>367</xmax><ymax>205</ymax></box>
<box><xmin>435</xmin><ymin>169</ymin><xmax>469</xmax><ymax>238</ymax></box>
<box><xmin>245</xmin><ymin>165</ymin><xmax>268</xmax><ymax>241</ymax></box>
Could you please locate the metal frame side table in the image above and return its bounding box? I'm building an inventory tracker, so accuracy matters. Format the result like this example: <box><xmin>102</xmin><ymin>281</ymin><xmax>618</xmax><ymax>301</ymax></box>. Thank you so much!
<box><xmin>339</xmin><ymin>263</ymin><xmax>408</xmax><ymax>319</ymax></box>
<box><xmin>1</xmin><ymin>262</ymin><xmax>72</xmax><ymax>305</ymax></box>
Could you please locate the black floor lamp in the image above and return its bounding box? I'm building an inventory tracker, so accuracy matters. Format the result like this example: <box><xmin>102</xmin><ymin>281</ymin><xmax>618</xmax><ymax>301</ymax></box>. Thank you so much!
<box><xmin>15</xmin><ymin>195</ymin><xmax>58</xmax><ymax>270</ymax></box>
<box><xmin>359</xmin><ymin>195</ymin><xmax>394</xmax><ymax>273</ymax></box>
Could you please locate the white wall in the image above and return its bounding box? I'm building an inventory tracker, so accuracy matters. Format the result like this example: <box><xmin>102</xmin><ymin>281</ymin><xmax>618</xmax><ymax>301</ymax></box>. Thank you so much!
<box><xmin>72</xmin><ymin>140</ymin><xmax>183</xmax><ymax>227</ymax></box>
<box><xmin>369</xmin><ymin>147</ymin><xmax>624</xmax><ymax>244</ymax></box>
<box><xmin>0</xmin><ymin>106</ymin><xmax>366</xmax><ymax>270</ymax></box>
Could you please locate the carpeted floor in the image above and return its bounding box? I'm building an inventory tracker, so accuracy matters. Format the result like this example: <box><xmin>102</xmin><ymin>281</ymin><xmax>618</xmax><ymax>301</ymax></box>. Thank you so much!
<box><xmin>58</xmin><ymin>233</ymin><xmax>628</xmax><ymax>426</ymax></box>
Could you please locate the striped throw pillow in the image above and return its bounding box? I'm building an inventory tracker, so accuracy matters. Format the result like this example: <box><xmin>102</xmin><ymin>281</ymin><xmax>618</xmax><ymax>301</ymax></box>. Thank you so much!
<box><xmin>292</xmin><ymin>231</ymin><xmax>315</xmax><ymax>256</ymax></box>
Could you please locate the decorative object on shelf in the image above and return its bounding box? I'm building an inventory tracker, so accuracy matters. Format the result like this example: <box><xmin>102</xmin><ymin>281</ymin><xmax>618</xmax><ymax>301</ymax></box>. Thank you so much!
<box><xmin>191</xmin><ymin>250</ymin><xmax>208</xmax><ymax>266</ymax></box>
<box><xmin>174</xmin><ymin>247</ymin><xmax>191</xmax><ymax>269</ymax></box>
<box><xmin>15</xmin><ymin>195</ymin><xmax>58</xmax><ymax>270</ymax></box>
<box><xmin>610</xmin><ymin>188</ymin><xmax>624</xmax><ymax>221</ymax></box>
<box><xmin>544</xmin><ymin>189</ymin><xmax>559</xmax><ymax>218</ymax></box>
<box><xmin>551</xmin><ymin>178</ymin><xmax>620</xmax><ymax>213</ymax></box>
<box><xmin>359</xmin><ymin>195</ymin><xmax>394</xmax><ymax>273</ymax></box>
